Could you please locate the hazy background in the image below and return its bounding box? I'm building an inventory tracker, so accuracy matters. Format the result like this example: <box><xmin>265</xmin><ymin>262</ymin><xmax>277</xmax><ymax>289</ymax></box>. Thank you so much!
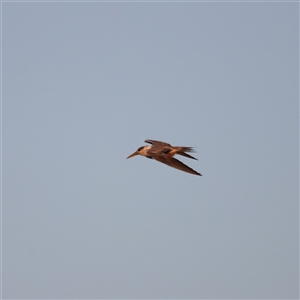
<box><xmin>3</xmin><ymin>2</ymin><xmax>299</xmax><ymax>299</ymax></box>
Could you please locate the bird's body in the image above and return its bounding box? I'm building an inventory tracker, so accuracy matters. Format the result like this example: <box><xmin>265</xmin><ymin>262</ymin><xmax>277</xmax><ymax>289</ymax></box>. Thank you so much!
<box><xmin>127</xmin><ymin>139</ymin><xmax>202</xmax><ymax>176</ymax></box>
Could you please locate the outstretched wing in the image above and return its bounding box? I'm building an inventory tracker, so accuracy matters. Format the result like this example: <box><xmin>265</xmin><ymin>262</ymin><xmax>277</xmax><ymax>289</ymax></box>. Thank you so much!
<box><xmin>145</xmin><ymin>139</ymin><xmax>171</xmax><ymax>147</ymax></box>
<box><xmin>145</xmin><ymin>140</ymin><xmax>198</xmax><ymax>160</ymax></box>
<box><xmin>145</xmin><ymin>139</ymin><xmax>172</xmax><ymax>156</ymax></box>
<box><xmin>153</xmin><ymin>154</ymin><xmax>202</xmax><ymax>176</ymax></box>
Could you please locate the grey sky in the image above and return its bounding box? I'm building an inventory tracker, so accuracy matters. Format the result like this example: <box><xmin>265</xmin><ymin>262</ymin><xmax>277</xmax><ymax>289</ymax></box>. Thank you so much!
<box><xmin>3</xmin><ymin>2</ymin><xmax>299</xmax><ymax>299</ymax></box>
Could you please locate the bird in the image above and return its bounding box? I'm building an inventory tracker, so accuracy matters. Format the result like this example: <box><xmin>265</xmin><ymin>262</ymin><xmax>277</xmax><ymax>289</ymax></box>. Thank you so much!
<box><xmin>127</xmin><ymin>139</ymin><xmax>202</xmax><ymax>176</ymax></box>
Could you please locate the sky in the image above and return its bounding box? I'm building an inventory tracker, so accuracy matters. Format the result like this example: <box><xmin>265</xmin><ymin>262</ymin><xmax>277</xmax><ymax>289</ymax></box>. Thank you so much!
<box><xmin>2</xmin><ymin>1</ymin><xmax>299</xmax><ymax>299</ymax></box>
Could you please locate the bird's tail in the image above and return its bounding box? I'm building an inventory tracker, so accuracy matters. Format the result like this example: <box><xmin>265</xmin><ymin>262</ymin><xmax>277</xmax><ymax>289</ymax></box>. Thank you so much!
<box><xmin>175</xmin><ymin>147</ymin><xmax>198</xmax><ymax>160</ymax></box>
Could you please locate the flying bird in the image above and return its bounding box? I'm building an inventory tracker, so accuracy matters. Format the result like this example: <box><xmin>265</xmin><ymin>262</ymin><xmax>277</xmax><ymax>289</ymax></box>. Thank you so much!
<box><xmin>127</xmin><ymin>139</ymin><xmax>202</xmax><ymax>176</ymax></box>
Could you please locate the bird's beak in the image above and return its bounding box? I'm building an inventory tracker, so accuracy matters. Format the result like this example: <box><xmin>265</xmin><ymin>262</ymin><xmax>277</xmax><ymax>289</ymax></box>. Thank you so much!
<box><xmin>127</xmin><ymin>151</ymin><xmax>139</xmax><ymax>159</ymax></box>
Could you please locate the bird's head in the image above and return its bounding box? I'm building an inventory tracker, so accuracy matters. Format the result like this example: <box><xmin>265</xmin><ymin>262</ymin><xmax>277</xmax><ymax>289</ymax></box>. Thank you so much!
<box><xmin>126</xmin><ymin>146</ymin><xmax>146</xmax><ymax>159</ymax></box>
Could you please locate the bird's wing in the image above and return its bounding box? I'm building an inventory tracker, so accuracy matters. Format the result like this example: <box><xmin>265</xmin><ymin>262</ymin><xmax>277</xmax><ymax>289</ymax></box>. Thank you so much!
<box><xmin>152</xmin><ymin>154</ymin><xmax>202</xmax><ymax>176</ymax></box>
<box><xmin>145</xmin><ymin>139</ymin><xmax>171</xmax><ymax>147</ymax></box>
<box><xmin>145</xmin><ymin>139</ymin><xmax>172</xmax><ymax>156</ymax></box>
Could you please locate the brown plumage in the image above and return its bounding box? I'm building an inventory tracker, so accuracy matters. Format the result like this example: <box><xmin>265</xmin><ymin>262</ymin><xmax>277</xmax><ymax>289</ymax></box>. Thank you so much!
<box><xmin>127</xmin><ymin>139</ymin><xmax>202</xmax><ymax>176</ymax></box>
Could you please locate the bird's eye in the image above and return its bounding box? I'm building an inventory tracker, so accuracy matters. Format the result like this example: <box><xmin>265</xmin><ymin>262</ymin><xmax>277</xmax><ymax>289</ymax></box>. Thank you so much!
<box><xmin>138</xmin><ymin>146</ymin><xmax>144</xmax><ymax>151</ymax></box>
